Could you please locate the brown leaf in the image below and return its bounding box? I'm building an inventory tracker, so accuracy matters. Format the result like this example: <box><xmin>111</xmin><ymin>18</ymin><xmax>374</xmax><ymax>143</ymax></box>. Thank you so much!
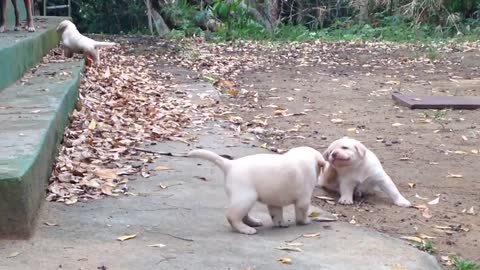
<box><xmin>94</xmin><ymin>168</ymin><xmax>118</xmax><ymax>180</ymax></box>
<box><xmin>117</xmin><ymin>234</ymin><xmax>137</xmax><ymax>241</ymax></box>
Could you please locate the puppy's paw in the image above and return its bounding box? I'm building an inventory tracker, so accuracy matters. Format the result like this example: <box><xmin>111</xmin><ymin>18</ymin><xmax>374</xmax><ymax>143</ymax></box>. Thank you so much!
<box><xmin>296</xmin><ymin>219</ymin><xmax>311</xmax><ymax>226</ymax></box>
<box><xmin>273</xmin><ymin>221</ymin><xmax>289</xmax><ymax>228</ymax></box>
<box><xmin>238</xmin><ymin>227</ymin><xmax>257</xmax><ymax>235</ymax></box>
<box><xmin>338</xmin><ymin>197</ymin><xmax>354</xmax><ymax>205</ymax></box>
<box><xmin>243</xmin><ymin>216</ymin><xmax>263</xmax><ymax>227</ymax></box>
<box><xmin>0</xmin><ymin>25</ymin><xmax>5</xmax><ymax>33</ymax></box>
<box><xmin>394</xmin><ymin>198</ymin><xmax>411</xmax><ymax>208</ymax></box>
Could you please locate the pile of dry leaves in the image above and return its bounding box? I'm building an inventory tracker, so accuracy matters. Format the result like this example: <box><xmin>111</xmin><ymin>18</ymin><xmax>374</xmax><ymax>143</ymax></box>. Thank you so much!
<box><xmin>47</xmin><ymin>42</ymin><xmax>193</xmax><ymax>204</ymax></box>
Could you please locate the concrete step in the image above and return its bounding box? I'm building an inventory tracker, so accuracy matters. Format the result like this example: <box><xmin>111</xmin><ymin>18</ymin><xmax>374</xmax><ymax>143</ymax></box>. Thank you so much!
<box><xmin>0</xmin><ymin>16</ymin><xmax>66</xmax><ymax>91</ymax></box>
<box><xmin>0</xmin><ymin>57</ymin><xmax>84</xmax><ymax>238</ymax></box>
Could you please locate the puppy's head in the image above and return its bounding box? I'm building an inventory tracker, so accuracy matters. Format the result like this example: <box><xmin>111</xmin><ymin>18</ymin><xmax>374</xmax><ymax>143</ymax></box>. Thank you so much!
<box><xmin>56</xmin><ymin>20</ymin><xmax>75</xmax><ymax>34</ymax></box>
<box><xmin>323</xmin><ymin>137</ymin><xmax>367</xmax><ymax>168</ymax></box>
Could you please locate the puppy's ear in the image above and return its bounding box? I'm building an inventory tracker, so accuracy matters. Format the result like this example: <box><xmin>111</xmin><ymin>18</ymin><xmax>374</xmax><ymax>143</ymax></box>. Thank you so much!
<box><xmin>322</xmin><ymin>149</ymin><xmax>330</xmax><ymax>160</ymax></box>
<box><xmin>354</xmin><ymin>142</ymin><xmax>367</xmax><ymax>158</ymax></box>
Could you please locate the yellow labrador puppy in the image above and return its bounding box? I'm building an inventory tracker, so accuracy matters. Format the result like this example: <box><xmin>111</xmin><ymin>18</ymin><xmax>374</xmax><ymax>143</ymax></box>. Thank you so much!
<box><xmin>319</xmin><ymin>137</ymin><xmax>411</xmax><ymax>207</ymax></box>
<box><xmin>188</xmin><ymin>147</ymin><xmax>326</xmax><ymax>235</ymax></box>
<box><xmin>56</xmin><ymin>20</ymin><xmax>116</xmax><ymax>66</ymax></box>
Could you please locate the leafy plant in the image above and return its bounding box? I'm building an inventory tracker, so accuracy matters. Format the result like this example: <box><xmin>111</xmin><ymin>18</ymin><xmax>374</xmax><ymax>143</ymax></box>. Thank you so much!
<box><xmin>416</xmin><ymin>239</ymin><xmax>435</xmax><ymax>254</ymax></box>
<box><xmin>452</xmin><ymin>256</ymin><xmax>480</xmax><ymax>270</ymax></box>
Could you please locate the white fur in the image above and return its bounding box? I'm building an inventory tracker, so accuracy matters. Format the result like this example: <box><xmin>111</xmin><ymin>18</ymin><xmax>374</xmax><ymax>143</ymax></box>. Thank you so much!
<box><xmin>56</xmin><ymin>20</ymin><xmax>116</xmax><ymax>65</ymax></box>
<box><xmin>188</xmin><ymin>147</ymin><xmax>326</xmax><ymax>234</ymax></box>
<box><xmin>318</xmin><ymin>137</ymin><xmax>411</xmax><ymax>207</ymax></box>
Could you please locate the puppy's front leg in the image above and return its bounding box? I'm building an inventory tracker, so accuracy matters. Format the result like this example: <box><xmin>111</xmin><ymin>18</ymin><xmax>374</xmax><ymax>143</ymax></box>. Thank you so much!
<box><xmin>338</xmin><ymin>178</ymin><xmax>356</xmax><ymax>205</ymax></box>
<box><xmin>267</xmin><ymin>205</ymin><xmax>289</xmax><ymax>228</ymax></box>
<box><xmin>377</xmin><ymin>173</ymin><xmax>411</xmax><ymax>207</ymax></box>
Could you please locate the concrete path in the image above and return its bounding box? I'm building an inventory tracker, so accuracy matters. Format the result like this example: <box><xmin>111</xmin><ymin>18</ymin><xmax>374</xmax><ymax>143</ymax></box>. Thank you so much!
<box><xmin>0</xmin><ymin>83</ymin><xmax>441</xmax><ymax>270</ymax></box>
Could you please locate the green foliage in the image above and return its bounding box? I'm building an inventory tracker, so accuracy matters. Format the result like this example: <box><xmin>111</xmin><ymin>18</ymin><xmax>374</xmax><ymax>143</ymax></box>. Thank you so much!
<box><xmin>415</xmin><ymin>239</ymin><xmax>435</xmax><ymax>254</ymax></box>
<box><xmin>452</xmin><ymin>256</ymin><xmax>480</xmax><ymax>270</ymax></box>
<box><xmin>72</xmin><ymin>0</ymin><xmax>149</xmax><ymax>34</ymax></box>
<box><xmin>70</xmin><ymin>0</ymin><xmax>480</xmax><ymax>43</ymax></box>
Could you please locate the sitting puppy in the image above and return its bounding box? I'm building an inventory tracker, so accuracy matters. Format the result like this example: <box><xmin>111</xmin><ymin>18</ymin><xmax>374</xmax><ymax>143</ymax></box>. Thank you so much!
<box><xmin>56</xmin><ymin>20</ymin><xmax>116</xmax><ymax>66</ymax></box>
<box><xmin>0</xmin><ymin>0</ymin><xmax>35</xmax><ymax>33</ymax></box>
<box><xmin>188</xmin><ymin>147</ymin><xmax>326</xmax><ymax>234</ymax></box>
<box><xmin>319</xmin><ymin>137</ymin><xmax>411</xmax><ymax>207</ymax></box>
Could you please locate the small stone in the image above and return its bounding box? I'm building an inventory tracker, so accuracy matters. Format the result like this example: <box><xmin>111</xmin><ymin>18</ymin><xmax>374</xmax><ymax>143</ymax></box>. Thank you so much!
<box><xmin>385</xmin><ymin>142</ymin><xmax>392</xmax><ymax>146</ymax></box>
<box><xmin>321</xmin><ymin>136</ymin><xmax>327</xmax><ymax>140</ymax></box>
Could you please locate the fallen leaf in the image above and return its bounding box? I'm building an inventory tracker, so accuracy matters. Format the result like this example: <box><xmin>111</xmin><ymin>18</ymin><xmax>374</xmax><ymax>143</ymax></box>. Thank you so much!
<box><xmin>349</xmin><ymin>216</ymin><xmax>356</xmax><ymax>224</ymax></box>
<box><xmin>88</xmin><ymin>119</ymin><xmax>97</xmax><ymax>130</ymax></box>
<box><xmin>400</xmin><ymin>236</ymin><xmax>423</xmax><ymax>243</ymax></box>
<box><xmin>94</xmin><ymin>168</ymin><xmax>118</xmax><ymax>180</ymax></box>
<box><xmin>309</xmin><ymin>211</ymin><xmax>320</xmax><ymax>217</ymax></box>
<box><xmin>159</xmin><ymin>183</ymin><xmax>167</xmax><ymax>189</ymax></box>
<box><xmin>428</xmin><ymin>197</ymin><xmax>440</xmax><ymax>205</ymax></box>
<box><xmin>466</xmin><ymin>206</ymin><xmax>475</xmax><ymax>215</ymax></box>
<box><xmin>461</xmin><ymin>135</ymin><xmax>468</xmax><ymax>141</ymax></box>
<box><xmin>146</xmin><ymin>243</ymin><xmax>166</xmax><ymax>248</ymax></box>
<box><xmin>418</xmin><ymin>233</ymin><xmax>436</xmax><ymax>239</ymax></box>
<box><xmin>471</xmin><ymin>149</ymin><xmax>479</xmax><ymax>154</ymax></box>
<box><xmin>453</xmin><ymin>150</ymin><xmax>468</xmax><ymax>155</ymax></box>
<box><xmin>154</xmin><ymin>165</ymin><xmax>173</xmax><ymax>171</ymax></box>
<box><xmin>312</xmin><ymin>216</ymin><xmax>338</xmax><ymax>222</ymax></box>
<box><xmin>446</xmin><ymin>173</ymin><xmax>463</xmax><ymax>178</ymax></box>
<box><xmin>422</xmin><ymin>208</ymin><xmax>433</xmax><ymax>219</ymax></box>
<box><xmin>286</xmin><ymin>242</ymin><xmax>304</xmax><ymax>247</ymax></box>
<box><xmin>408</xmin><ymin>183</ymin><xmax>416</xmax><ymax>188</ymax></box>
<box><xmin>415</xmin><ymin>193</ymin><xmax>428</xmax><ymax>200</ymax></box>
<box><xmin>314</xmin><ymin>195</ymin><xmax>335</xmax><ymax>201</ymax></box>
<box><xmin>330</xmin><ymin>118</ymin><xmax>344</xmax><ymax>124</ymax></box>
<box><xmin>413</xmin><ymin>204</ymin><xmax>428</xmax><ymax>210</ymax></box>
<box><xmin>117</xmin><ymin>234</ymin><xmax>137</xmax><ymax>241</ymax></box>
<box><xmin>286</xmin><ymin>97</ymin><xmax>294</xmax><ymax>101</ymax></box>
<box><xmin>277</xmin><ymin>257</ymin><xmax>292</xmax><ymax>264</ymax></box>
<box><xmin>276</xmin><ymin>246</ymin><xmax>302</xmax><ymax>252</ymax></box>
<box><xmin>302</xmin><ymin>232</ymin><xmax>320</xmax><ymax>238</ymax></box>
<box><xmin>391</xmin><ymin>123</ymin><xmax>403</xmax><ymax>127</ymax></box>
<box><xmin>44</xmin><ymin>222</ymin><xmax>58</xmax><ymax>226</ymax></box>
<box><xmin>6</xmin><ymin>252</ymin><xmax>20</xmax><ymax>258</ymax></box>
<box><xmin>391</xmin><ymin>263</ymin><xmax>407</xmax><ymax>270</ymax></box>
<box><xmin>64</xmin><ymin>196</ymin><xmax>78</xmax><ymax>205</ymax></box>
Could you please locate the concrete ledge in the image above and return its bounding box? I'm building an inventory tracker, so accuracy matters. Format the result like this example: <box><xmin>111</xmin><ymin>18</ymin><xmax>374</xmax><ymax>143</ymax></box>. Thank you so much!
<box><xmin>0</xmin><ymin>16</ymin><xmax>67</xmax><ymax>91</ymax></box>
<box><xmin>0</xmin><ymin>59</ymin><xmax>84</xmax><ymax>238</ymax></box>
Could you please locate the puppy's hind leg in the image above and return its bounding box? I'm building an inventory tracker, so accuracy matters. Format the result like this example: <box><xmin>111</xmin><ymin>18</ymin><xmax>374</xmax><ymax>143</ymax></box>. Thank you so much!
<box><xmin>268</xmin><ymin>206</ymin><xmax>288</xmax><ymax>228</ymax></box>
<box><xmin>243</xmin><ymin>215</ymin><xmax>263</xmax><ymax>227</ymax></box>
<box><xmin>226</xmin><ymin>192</ymin><xmax>258</xmax><ymax>235</ymax></box>
<box><xmin>377</xmin><ymin>174</ymin><xmax>411</xmax><ymax>207</ymax></box>
<box><xmin>294</xmin><ymin>200</ymin><xmax>311</xmax><ymax>225</ymax></box>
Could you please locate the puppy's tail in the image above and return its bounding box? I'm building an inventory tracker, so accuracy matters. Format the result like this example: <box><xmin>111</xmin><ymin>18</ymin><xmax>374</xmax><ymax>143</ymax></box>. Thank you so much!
<box><xmin>94</xmin><ymin>41</ymin><xmax>117</xmax><ymax>48</ymax></box>
<box><xmin>188</xmin><ymin>149</ymin><xmax>231</xmax><ymax>173</ymax></box>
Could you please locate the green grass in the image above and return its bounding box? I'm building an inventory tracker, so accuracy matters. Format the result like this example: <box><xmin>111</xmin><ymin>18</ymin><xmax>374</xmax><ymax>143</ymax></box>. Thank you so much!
<box><xmin>452</xmin><ymin>257</ymin><xmax>480</xmax><ymax>270</ymax></box>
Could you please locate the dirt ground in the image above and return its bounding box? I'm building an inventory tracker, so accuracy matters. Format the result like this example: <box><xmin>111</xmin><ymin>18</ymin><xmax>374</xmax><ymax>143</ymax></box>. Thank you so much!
<box><xmin>89</xmin><ymin>37</ymin><xmax>480</xmax><ymax>266</ymax></box>
<box><xmin>228</xmin><ymin>46</ymin><xmax>480</xmax><ymax>265</ymax></box>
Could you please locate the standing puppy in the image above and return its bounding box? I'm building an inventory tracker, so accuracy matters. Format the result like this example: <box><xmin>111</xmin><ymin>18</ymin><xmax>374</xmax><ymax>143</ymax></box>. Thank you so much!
<box><xmin>188</xmin><ymin>147</ymin><xmax>326</xmax><ymax>235</ymax></box>
<box><xmin>56</xmin><ymin>20</ymin><xmax>116</xmax><ymax>66</ymax></box>
<box><xmin>319</xmin><ymin>137</ymin><xmax>411</xmax><ymax>207</ymax></box>
<box><xmin>0</xmin><ymin>0</ymin><xmax>35</xmax><ymax>32</ymax></box>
